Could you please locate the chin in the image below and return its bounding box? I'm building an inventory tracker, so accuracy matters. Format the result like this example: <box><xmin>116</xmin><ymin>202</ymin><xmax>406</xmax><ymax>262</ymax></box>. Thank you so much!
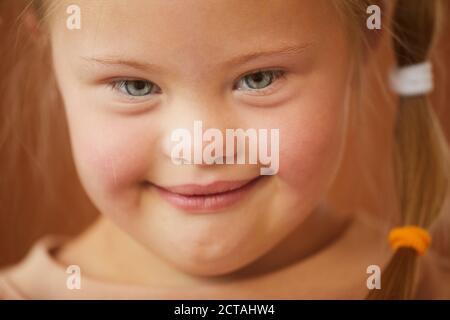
<box><xmin>164</xmin><ymin>246</ymin><xmax>257</xmax><ymax>277</ymax></box>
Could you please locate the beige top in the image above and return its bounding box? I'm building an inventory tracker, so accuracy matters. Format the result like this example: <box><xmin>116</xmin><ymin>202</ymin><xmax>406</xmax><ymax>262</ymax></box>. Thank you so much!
<box><xmin>0</xmin><ymin>236</ymin><xmax>194</xmax><ymax>300</ymax></box>
<box><xmin>1</xmin><ymin>236</ymin><xmax>450</xmax><ymax>299</ymax></box>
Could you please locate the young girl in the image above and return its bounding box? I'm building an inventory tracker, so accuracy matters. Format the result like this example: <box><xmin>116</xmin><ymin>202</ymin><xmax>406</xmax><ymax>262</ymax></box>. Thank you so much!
<box><xmin>0</xmin><ymin>0</ymin><xmax>449</xmax><ymax>299</ymax></box>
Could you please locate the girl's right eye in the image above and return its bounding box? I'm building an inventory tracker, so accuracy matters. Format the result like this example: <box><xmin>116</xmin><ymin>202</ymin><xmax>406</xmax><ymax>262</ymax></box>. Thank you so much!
<box><xmin>111</xmin><ymin>80</ymin><xmax>161</xmax><ymax>97</ymax></box>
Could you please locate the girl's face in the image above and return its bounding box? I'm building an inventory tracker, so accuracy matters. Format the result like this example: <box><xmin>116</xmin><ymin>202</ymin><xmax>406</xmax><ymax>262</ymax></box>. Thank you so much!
<box><xmin>50</xmin><ymin>0</ymin><xmax>355</xmax><ymax>275</ymax></box>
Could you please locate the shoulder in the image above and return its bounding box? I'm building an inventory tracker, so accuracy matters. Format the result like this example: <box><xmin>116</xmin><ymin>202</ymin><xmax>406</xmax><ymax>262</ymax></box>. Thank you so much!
<box><xmin>0</xmin><ymin>236</ymin><xmax>69</xmax><ymax>300</ymax></box>
<box><xmin>415</xmin><ymin>250</ymin><xmax>450</xmax><ymax>299</ymax></box>
<box><xmin>0</xmin><ymin>265</ymin><xmax>27</xmax><ymax>299</ymax></box>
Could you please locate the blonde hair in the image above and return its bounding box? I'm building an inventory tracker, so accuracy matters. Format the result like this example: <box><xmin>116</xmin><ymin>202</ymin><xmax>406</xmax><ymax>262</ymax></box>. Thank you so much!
<box><xmin>373</xmin><ymin>0</ymin><xmax>449</xmax><ymax>299</ymax></box>
<box><xmin>0</xmin><ymin>0</ymin><xmax>98</xmax><ymax>266</ymax></box>
<box><xmin>334</xmin><ymin>0</ymin><xmax>449</xmax><ymax>299</ymax></box>
<box><xmin>0</xmin><ymin>0</ymin><xmax>448</xmax><ymax>299</ymax></box>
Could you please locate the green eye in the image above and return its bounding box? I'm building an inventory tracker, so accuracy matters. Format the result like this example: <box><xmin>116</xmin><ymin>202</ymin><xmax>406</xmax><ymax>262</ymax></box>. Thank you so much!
<box><xmin>115</xmin><ymin>80</ymin><xmax>156</xmax><ymax>96</ymax></box>
<box><xmin>238</xmin><ymin>70</ymin><xmax>284</xmax><ymax>91</ymax></box>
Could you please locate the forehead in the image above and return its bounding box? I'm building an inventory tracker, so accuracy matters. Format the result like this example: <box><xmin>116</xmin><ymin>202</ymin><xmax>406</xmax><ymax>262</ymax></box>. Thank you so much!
<box><xmin>48</xmin><ymin>0</ymin><xmax>343</xmax><ymax>71</ymax></box>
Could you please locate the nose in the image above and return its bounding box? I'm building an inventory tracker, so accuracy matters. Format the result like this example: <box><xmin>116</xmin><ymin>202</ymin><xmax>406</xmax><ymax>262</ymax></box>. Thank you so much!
<box><xmin>161</xmin><ymin>122</ymin><xmax>241</xmax><ymax>165</ymax></box>
<box><xmin>159</xmin><ymin>100</ymin><xmax>240</xmax><ymax>166</ymax></box>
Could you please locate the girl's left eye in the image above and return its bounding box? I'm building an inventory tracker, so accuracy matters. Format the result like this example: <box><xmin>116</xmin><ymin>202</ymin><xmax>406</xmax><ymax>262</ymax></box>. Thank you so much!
<box><xmin>234</xmin><ymin>70</ymin><xmax>285</xmax><ymax>92</ymax></box>
<box><xmin>111</xmin><ymin>80</ymin><xmax>160</xmax><ymax>97</ymax></box>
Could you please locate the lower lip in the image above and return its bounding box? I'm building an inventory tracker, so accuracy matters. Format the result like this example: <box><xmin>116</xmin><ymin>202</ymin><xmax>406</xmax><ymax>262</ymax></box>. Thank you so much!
<box><xmin>154</xmin><ymin>177</ymin><xmax>262</xmax><ymax>213</ymax></box>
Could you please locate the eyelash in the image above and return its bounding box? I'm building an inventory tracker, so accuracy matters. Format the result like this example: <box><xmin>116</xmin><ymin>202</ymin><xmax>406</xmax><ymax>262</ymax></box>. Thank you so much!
<box><xmin>233</xmin><ymin>69</ymin><xmax>286</xmax><ymax>95</ymax></box>
<box><xmin>108</xmin><ymin>69</ymin><xmax>286</xmax><ymax>99</ymax></box>
<box><xmin>108</xmin><ymin>79</ymin><xmax>161</xmax><ymax>99</ymax></box>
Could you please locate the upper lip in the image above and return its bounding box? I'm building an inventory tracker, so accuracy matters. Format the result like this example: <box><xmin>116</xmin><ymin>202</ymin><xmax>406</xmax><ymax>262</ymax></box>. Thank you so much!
<box><xmin>154</xmin><ymin>178</ymin><xmax>260</xmax><ymax>196</ymax></box>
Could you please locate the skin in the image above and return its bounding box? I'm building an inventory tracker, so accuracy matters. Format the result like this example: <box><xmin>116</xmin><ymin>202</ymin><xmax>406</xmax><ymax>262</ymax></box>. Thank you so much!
<box><xmin>45</xmin><ymin>0</ymin><xmax>391</xmax><ymax>297</ymax></box>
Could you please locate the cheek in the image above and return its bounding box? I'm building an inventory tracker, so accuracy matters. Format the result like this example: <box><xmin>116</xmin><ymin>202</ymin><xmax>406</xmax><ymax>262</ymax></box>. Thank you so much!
<box><xmin>279</xmin><ymin>115</ymin><xmax>346</xmax><ymax>195</ymax></box>
<box><xmin>66</xmin><ymin>111</ymin><xmax>157</xmax><ymax>209</ymax></box>
<box><xmin>82</xmin><ymin>136</ymin><xmax>146</xmax><ymax>192</ymax></box>
<box><xmin>275</xmin><ymin>81</ymin><xmax>350</xmax><ymax>201</ymax></box>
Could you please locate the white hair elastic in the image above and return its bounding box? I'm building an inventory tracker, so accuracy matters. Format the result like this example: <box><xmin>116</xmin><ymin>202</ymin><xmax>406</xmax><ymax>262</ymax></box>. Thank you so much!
<box><xmin>389</xmin><ymin>61</ymin><xmax>434</xmax><ymax>97</ymax></box>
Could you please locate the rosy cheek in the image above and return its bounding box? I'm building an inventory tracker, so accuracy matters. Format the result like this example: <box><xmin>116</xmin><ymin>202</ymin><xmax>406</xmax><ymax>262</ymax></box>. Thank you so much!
<box><xmin>72</xmin><ymin>125</ymin><xmax>156</xmax><ymax>198</ymax></box>
<box><xmin>276</xmin><ymin>101</ymin><xmax>348</xmax><ymax>194</ymax></box>
<box><xmin>278</xmin><ymin>127</ymin><xmax>340</xmax><ymax>190</ymax></box>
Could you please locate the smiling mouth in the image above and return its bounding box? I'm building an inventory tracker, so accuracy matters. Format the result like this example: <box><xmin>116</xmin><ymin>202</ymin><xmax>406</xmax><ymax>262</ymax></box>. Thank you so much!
<box><xmin>151</xmin><ymin>176</ymin><xmax>264</xmax><ymax>213</ymax></box>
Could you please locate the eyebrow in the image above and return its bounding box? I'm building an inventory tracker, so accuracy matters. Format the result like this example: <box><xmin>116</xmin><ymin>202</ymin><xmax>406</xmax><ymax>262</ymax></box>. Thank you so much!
<box><xmin>81</xmin><ymin>55</ymin><xmax>166</xmax><ymax>73</ymax></box>
<box><xmin>222</xmin><ymin>43</ymin><xmax>314</xmax><ymax>67</ymax></box>
<box><xmin>80</xmin><ymin>43</ymin><xmax>314</xmax><ymax>72</ymax></box>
